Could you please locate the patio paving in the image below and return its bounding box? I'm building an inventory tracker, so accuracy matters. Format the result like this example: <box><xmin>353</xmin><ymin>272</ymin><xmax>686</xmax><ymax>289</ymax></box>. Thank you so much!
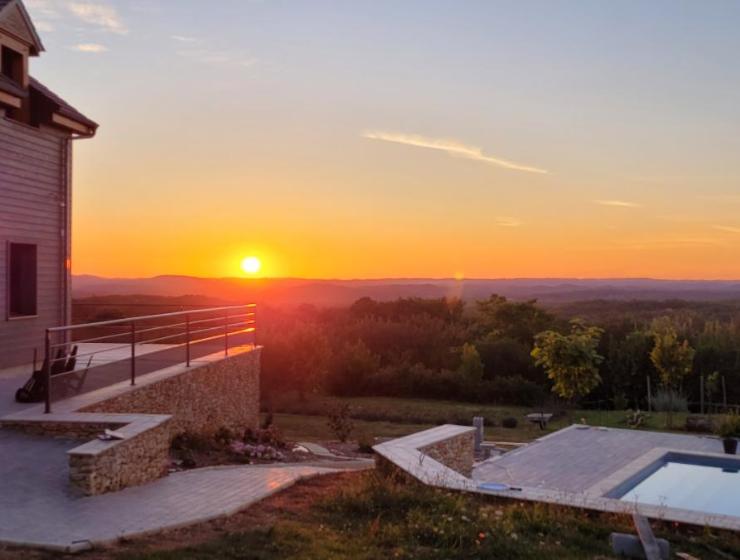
<box><xmin>473</xmin><ymin>425</ymin><xmax>724</xmax><ymax>493</ymax></box>
<box><xmin>0</xmin><ymin>426</ymin><xmax>365</xmax><ymax>552</ymax></box>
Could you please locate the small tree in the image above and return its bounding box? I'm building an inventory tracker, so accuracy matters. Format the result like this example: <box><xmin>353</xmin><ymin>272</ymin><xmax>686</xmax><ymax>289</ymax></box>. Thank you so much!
<box><xmin>458</xmin><ymin>342</ymin><xmax>484</xmax><ymax>385</ymax></box>
<box><xmin>531</xmin><ymin>320</ymin><xmax>604</xmax><ymax>405</ymax></box>
<box><xmin>650</xmin><ymin>320</ymin><xmax>695</xmax><ymax>428</ymax></box>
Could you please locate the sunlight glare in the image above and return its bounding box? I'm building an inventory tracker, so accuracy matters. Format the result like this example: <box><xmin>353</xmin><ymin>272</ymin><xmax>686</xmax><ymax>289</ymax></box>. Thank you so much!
<box><xmin>241</xmin><ymin>256</ymin><xmax>261</xmax><ymax>275</ymax></box>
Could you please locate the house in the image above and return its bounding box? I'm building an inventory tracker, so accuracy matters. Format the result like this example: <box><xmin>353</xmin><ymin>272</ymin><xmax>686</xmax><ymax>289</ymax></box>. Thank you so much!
<box><xmin>0</xmin><ymin>0</ymin><xmax>97</xmax><ymax>369</ymax></box>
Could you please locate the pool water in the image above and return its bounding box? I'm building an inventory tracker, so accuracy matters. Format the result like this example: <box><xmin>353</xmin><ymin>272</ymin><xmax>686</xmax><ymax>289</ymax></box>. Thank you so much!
<box><xmin>620</xmin><ymin>459</ymin><xmax>740</xmax><ymax>518</ymax></box>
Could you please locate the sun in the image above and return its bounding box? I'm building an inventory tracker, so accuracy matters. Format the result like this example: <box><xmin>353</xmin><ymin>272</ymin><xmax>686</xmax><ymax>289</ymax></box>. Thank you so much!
<box><xmin>240</xmin><ymin>256</ymin><xmax>261</xmax><ymax>275</ymax></box>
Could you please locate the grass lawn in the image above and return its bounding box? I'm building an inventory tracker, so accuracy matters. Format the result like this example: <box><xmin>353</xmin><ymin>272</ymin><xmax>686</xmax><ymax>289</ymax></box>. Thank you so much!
<box><xmin>74</xmin><ymin>471</ymin><xmax>738</xmax><ymax>560</ymax></box>
<box><xmin>266</xmin><ymin>393</ymin><xmax>692</xmax><ymax>443</ymax></box>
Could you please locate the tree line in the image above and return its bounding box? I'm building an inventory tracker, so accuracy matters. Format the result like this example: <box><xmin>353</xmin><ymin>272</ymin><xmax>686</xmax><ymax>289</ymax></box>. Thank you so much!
<box><xmin>259</xmin><ymin>295</ymin><xmax>740</xmax><ymax>411</ymax></box>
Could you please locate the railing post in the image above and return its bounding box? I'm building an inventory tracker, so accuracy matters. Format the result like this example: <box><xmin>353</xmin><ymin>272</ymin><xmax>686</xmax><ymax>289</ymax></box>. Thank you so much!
<box><xmin>44</xmin><ymin>329</ymin><xmax>51</xmax><ymax>414</ymax></box>
<box><xmin>253</xmin><ymin>305</ymin><xmax>257</xmax><ymax>348</ymax></box>
<box><xmin>224</xmin><ymin>310</ymin><xmax>229</xmax><ymax>357</ymax></box>
<box><xmin>186</xmin><ymin>313</ymin><xmax>191</xmax><ymax>367</ymax></box>
<box><xmin>130</xmin><ymin>321</ymin><xmax>136</xmax><ymax>386</ymax></box>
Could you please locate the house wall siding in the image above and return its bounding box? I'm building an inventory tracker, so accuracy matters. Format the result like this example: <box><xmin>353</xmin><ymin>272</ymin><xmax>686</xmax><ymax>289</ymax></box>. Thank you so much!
<box><xmin>0</xmin><ymin>116</ymin><xmax>68</xmax><ymax>369</ymax></box>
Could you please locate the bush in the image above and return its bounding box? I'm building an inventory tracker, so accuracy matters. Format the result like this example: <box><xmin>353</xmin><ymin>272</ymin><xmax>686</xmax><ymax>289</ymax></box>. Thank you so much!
<box><xmin>716</xmin><ymin>414</ymin><xmax>740</xmax><ymax>438</ymax></box>
<box><xmin>502</xmin><ymin>417</ymin><xmax>518</xmax><ymax>429</ymax></box>
<box><xmin>651</xmin><ymin>388</ymin><xmax>688</xmax><ymax>412</ymax></box>
<box><xmin>625</xmin><ymin>409</ymin><xmax>649</xmax><ymax>429</ymax></box>
<box><xmin>244</xmin><ymin>425</ymin><xmax>286</xmax><ymax>448</ymax></box>
<box><xmin>327</xmin><ymin>404</ymin><xmax>354</xmax><ymax>442</ymax></box>
<box><xmin>356</xmin><ymin>432</ymin><xmax>375</xmax><ymax>454</ymax></box>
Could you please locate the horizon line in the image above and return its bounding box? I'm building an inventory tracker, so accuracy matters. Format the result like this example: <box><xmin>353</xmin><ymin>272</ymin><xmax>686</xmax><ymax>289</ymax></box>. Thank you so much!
<box><xmin>72</xmin><ymin>274</ymin><xmax>740</xmax><ymax>283</ymax></box>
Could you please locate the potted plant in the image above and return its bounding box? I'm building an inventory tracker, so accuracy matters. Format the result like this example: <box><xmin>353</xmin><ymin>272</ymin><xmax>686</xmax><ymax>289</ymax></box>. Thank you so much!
<box><xmin>716</xmin><ymin>414</ymin><xmax>740</xmax><ymax>455</ymax></box>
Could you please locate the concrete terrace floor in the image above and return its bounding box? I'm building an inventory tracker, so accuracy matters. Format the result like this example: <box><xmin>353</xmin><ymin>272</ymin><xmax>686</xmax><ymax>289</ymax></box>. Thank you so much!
<box><xmin>0</xmin><ymin>345</ymin><xmax>372</xmax><ymax>552</ymax></box>
<box><xmin>473</xmin><ymin>425</ymin><xmax>724</xmax><ymax>493</ymax></box>
<box><xmin>0</xmin><ymin>427</ymin><xmax>352</xmax><ymax>552</ymax></box>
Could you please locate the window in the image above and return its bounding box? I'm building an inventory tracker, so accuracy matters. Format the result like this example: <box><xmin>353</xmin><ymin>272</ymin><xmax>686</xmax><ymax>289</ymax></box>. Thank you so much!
<box><xmin>8</xmin><ymin>243</ymin><xmax>37</xmax><ymax>318</ymax></box>
<box><xmin>1</xmin><ymin>46</ymin><xmax>23</xmax><ymax>84</ymax></box>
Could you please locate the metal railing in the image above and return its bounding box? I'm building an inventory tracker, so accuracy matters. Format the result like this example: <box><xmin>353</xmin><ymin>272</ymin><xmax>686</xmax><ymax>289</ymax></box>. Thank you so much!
<box><xmin>43</xmin><ymin>304</ymin><xmax>257</xmax><ymax>413</ymax></box>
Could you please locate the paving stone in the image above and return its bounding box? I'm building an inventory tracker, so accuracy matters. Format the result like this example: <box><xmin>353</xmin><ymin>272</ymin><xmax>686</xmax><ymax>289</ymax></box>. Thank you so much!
<box><xmin>0</xmin><ymin>428</ymin><xmax>342</xmax><ymax>552</ymax></box>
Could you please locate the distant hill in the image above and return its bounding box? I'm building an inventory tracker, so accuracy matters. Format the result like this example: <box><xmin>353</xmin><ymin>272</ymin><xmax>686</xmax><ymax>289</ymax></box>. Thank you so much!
<box><xmin>72</xmin><ymin>275</ymin><xmax>740</xmax><ymax>307</ymax></box>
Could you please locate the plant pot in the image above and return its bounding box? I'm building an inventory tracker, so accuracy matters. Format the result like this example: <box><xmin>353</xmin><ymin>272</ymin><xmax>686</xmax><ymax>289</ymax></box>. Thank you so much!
<box><xmin>723</xmin><ymin>437</ymin><xmax>738</xmax><ymax>455</ymax></box>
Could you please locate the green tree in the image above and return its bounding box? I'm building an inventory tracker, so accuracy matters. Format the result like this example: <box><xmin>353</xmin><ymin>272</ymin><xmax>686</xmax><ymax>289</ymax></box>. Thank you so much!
<box><xmin>458</xmin><ymin>342</ymin><xmax>484</xmax><ymax>385</ymax></box>
<box><xmin>475</xmin><ymin>295</ymin><xmax>556</xmax><ymax>344</ymax></box>
<box><xmin>326</xmin><ymin>340</ymin><xmax>381</xmax><ymax>396</ymax></box>
<box><xmin>650</xmin><ymin>319</ymin><xmax>695</xmax><ymax>427</ymax></box>
<box><xmin>531</xmin><ymin>320</ymin><xmax>604</xmax><ymax>403</ymax></box>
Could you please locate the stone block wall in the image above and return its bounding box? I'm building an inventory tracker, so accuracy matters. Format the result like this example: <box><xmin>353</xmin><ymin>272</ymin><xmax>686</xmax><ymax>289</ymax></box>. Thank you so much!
<box><xmin>82</xmin><ymin>348</ymin><xmax>261</xmax><ymax>438</ymax></box>
<box><xmin>420</xmin><ymin>430</ymin><xmax>475</xmax><ymax>477</ymax></box>
<box><xmin>69</xmin><ymin>419</ymin><xmax>171</xmax><ymax>495</ymax></box>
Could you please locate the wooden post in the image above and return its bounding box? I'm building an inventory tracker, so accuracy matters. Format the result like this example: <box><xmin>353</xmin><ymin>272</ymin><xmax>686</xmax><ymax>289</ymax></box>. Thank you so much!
<box><xmin>722</xmin><ymin>376</ymin><xmax>728</xmax><ymax>411</ymax></box>
<box><xmin>473</xmin><ymin>417</ymin><xmax>484</xmax><ymax>453</ymax></box>
<box><xmin>700</xmin><ymin>375</ymin><xmax>704</xmax><ymax>415</ymax></box>
<box><xmin>185</xmin><ymin>314</ymin><xmax>191</xmax><ymax>367</ymax></box>
<box><xmin>130</xmin><ymin>321</ymin><xmax>136</xmax><ymax>386</ymax></box>
<box><xmin>647</xmin><ymin>376</ymin><xmax>652</xmax><ymax>413</ymax></box>
<box><xmin>44</xmin><ymin>331</ymin><xmax>51</xmax><ymax>414</ymax></box>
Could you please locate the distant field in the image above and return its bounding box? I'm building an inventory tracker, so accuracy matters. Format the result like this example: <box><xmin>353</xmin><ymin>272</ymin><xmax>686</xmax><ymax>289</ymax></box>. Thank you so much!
<box><xmin>266</xmin><ymin>393</ymin><xmax>693</xmax><ymax>443</ymax></box>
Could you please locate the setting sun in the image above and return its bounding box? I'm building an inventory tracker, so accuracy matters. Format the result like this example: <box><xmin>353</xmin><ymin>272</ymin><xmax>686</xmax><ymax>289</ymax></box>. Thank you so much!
<box><xmin>240</xmin><ymin>256</ymin><xmax>261</xmax><ymax>275</ymax></box>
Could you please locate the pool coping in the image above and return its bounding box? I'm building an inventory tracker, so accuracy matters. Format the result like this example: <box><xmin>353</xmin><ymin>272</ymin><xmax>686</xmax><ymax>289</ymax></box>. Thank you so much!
<box><xmin>376</xmin><ymin>425</ymin><xmax>740</xmax><ymax>532</ymax></box>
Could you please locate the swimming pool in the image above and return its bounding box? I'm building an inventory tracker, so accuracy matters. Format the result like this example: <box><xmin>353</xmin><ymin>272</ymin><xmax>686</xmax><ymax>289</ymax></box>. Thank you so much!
<box><xmin>617</xmin><ymin>453</ymin><xmax>740</xmax><ymax>518</ymax></box>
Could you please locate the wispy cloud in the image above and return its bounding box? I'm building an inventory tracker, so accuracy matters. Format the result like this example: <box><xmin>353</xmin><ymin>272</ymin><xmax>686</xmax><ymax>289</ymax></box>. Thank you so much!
<box><xmin>26</xmin><ymin>0</ymin><xmax>61</xmax><ymax>19</ymax></box>
<box><xmin>177</xmin><ymin>48</ymin><xmax>257</xmax><ymax>68</ymax></box>
<box><xmin>615</xmin><ymin>237</ymin><xmax>726</xmax><ymax>250</ymax></box>
<box><xmin>594</xmin><ymin>200</ymin><xmax>642</xmax><ymax>208</ymax></box>
<box><xmin>713</xmin><ymin>225</ymin><xmax>740</xmax><ymax>234</ymax></box>
<box><xmin>67</xmin><ymin>1</ymin><xmax>127</xmax><ymax>34</ymax></box>
<box><xmin>35</xmin><ymin>20</ymin><xmax>55</xmax><ymax>32</ymax></box>
<box><xmin>171</xmin><ymin>35</ymin><xmax>200</xmax><ymax>43</ymax></box>
<box><xmin>495</xmin><ymin>216</ymin><xmax>522</xmax><ymax>227</ymax></box>
<box><xmin>70</xmin><ymin>42</ymin><xmax>107</xmax><ymax>53</ymax></box>
<box><xmin>25</xmin><ymin>0</ymin><xmax>61</xmax><ymax>32</ymax></box>
<box><xmin>699</xmin><ymin>194</ymin><xmax>740</xmax><ymax>203</ymax></box>
<box><xmin>362</xmin><ymin>130</ymin><xmax>548</xmax><ymax>175</ymax></box>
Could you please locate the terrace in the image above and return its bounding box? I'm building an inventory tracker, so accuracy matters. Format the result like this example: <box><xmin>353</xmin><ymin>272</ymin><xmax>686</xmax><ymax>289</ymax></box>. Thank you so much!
<box><xmin>374</xmin><ymin>423</ymin><xmax>740</xmax><ymax>532</ymax></box>
<box><xmin>0</xmin><ymin>305</ymin><xmax>262</xmax><ymax>495</ymax></box>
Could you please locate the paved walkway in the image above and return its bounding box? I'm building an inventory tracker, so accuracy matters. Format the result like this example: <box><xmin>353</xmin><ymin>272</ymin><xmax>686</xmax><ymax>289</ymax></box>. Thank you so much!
<box><xmin>0</xmin><ymin>428</ymin><xmax>365</xmax><ymax>552</ymax></box>
<box><xmin>473</xmin><ymin>425</ymin><xmax>723</xmax><ymax>493</ymax></box>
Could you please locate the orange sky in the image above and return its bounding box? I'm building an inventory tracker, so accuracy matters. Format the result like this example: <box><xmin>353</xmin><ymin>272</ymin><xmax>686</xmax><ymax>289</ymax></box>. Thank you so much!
<box><xmin>30</xmin><ymin>1</ymin><xmax>740</xmax><ymax>280</ymax></box>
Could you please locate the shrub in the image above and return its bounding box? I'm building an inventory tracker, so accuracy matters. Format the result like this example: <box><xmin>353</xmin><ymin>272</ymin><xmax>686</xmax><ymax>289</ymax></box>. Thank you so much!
<box><xmin>244</xmin><ymin>425</ymin><xmax>286</xmax><ymax>448</ymax></box>
<box><xmin>214</xmin><ymin>426</ymin><xmax>234</xmax><ymax>446</ymax></box>
<box><xmin>356</xmin><ymin>432</ymin><xmax>375</xmax><ymax>454</ymax></box>
<box><xmin>502</xmin><ymin>417</ymin><xmax>518</xmax><ymax>429</ymax></box>
<box><xmin>171</xmin><ymin>431</ymin><xmax>213</xmax><ymax>453</ymax></box>
<box><xmin>625</xmin><ymin>409</ymin><xmax>649</xmax><ymax>429</ymax></box>
<box><xmin>651</xmin><ymin>388</ymin><xmax>688</xmax><ymax>412</ymax></box>
<box><xmin>716</xmin><ymin>414</ymin><xmax>740</xmax><ymax>438</ymax></box>
<box><xmin>327</xmin><ymin>404</ymin><xmax>354</xmax><ymax>442</ymax></box>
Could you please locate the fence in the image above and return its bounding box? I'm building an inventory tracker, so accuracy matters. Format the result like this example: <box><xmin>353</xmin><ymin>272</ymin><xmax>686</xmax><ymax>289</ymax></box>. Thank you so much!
<box><xmin>42</xmin><ymin>304</ymin><xmax>256</xmax><ymax>413</ymax></box>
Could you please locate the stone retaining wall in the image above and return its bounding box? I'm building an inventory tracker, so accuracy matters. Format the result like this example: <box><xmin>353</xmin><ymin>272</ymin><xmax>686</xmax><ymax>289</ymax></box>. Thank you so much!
<box><xmin>82</xmin><ymin>348</ymin><xmax>261</xmax><ymax>438</ymax></box>
<box><xmin>68</xmin><ymin>419</ymin><xmax>172</xmax><ymax>495</ymax></box>
<box><xmin>2</xmin><ymin>347</ymin><xmax>261</xmax><ymax>495</ymax></box>
<box><xmin>420</xmin><ymin>430</ymin><xmax>475</xmax><ymax>477</ymax></box>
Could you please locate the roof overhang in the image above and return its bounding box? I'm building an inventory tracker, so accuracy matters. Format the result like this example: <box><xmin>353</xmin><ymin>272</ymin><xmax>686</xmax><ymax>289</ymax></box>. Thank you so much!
<box><xmin>51</xmin><ymin>112</ymin><xmax>96</xmax><ymax>137</ymax></box>
<box><xmin>0</xmin><ymin>89</ymin><xmax>21</xmax><ymax>108</ymax></box>
<box><xmin>0</xmin><ymin>0</ymin><xmax>45</xmax><ymax>55</ymax></box>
